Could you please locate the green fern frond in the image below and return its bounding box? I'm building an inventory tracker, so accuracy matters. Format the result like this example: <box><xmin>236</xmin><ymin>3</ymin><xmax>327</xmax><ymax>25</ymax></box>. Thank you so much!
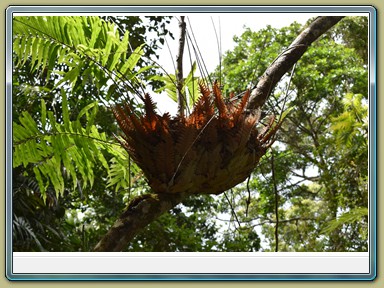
<box><xmin>13</xmin><ymin>16</ymin><xmax>146</xmax><ymax>96</ymax></box>
<box><xmin>13</xmin><ymin>91</ymin><xmax>112</xmax><ymax>200</ymax></box>
<box><xmin>106</xmin><ymin>151</ymin><xmax>140</xmax><ymax>193</ymax></box>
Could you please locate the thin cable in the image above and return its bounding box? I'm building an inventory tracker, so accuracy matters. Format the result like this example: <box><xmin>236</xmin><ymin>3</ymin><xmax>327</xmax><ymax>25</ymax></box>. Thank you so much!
<box><xmin>210</xmin><ymin>16</ymin><xmax>222</xmax><ymax>85</ymax></box>
<box><xmin>186</xmin><ymin>17</ymin><xmax>212</xmax><ymax>86</ymax></box>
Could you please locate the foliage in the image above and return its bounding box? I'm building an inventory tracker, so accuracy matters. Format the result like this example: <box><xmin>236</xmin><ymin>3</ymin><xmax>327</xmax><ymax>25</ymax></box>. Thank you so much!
<box><xmin>102</xmin><ymin>16</ymin><xmax>174</xmax><ymax>90</ymax></box>
<box><xmin>127</xmin><ymin>194</ymin><xmax>261</xmax><ymax>252</ymax></box>
<box><xmin>13</xmin><ymin>90</ymin><xmax>110</xmax><ymax>199</ymax></box>
<box><xmin>214</xmin><ymin>16</ymin><xmax>369</xmax><ymax>251</ymax></box>
<box><xmin>151</xmin><ymin>62</ymin><xmax>200</xmax><ymax>110</ymax></box>
<box><xmin>13</xmin><ymin>16</ymin><xmax>148</xmax><ymax>102</ymax></box>
<box><xmin>330</xmin><ymin>93</ymin><xmax>368</xmax><ymax>147</ymax></box>
<box><xmin>329</xmin><ymin>16</ymin><xmax>368</xmax><ymax>64</ymax></box>
<box><xmin>215</xmin><ymin>22</ymin><xmax>302</xmax><ymax>96</ymax></box>
<box><xmin>12</xmin><ymin>15</ymin><xmax>163</xmax><ymax>251</ymax></box>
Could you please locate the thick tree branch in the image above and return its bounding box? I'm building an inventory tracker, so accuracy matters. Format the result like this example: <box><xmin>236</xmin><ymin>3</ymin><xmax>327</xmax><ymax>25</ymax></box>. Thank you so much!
<box><xmin>93</xmin><ymin>192</ymin><xmax>187</xmax><ymax>252</ymax></box>
<box><xmin>246</xmin><ymin>16</ymin><xmax>344</xmax><ymax>112</ymax></box>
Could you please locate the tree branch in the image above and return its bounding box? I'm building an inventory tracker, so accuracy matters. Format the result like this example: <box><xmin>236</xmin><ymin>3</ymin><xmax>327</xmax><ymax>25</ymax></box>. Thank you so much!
<box><xmin>246</xmin><ymin>16</ymin><xmax>344</xmax><ymax>112</ymax></box>
<box><xmin>93</xmin><ymin>192</ymin><xmax>187</xmax><ymax>252</ymax></box>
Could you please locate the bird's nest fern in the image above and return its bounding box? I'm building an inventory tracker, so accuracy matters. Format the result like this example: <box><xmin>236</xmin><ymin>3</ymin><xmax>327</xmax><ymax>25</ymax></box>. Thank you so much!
<box><xmin>112</xmin><ymin>82</ymin><xmax>280</xmax><ymax>196</ymax></box>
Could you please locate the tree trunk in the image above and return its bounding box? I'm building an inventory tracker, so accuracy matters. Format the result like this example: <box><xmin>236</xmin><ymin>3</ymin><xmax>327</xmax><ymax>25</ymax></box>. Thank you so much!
<box><xmin>94</xmin><ymin>16</ymin><xmax>344</xmax><ymax>252</ymax></box>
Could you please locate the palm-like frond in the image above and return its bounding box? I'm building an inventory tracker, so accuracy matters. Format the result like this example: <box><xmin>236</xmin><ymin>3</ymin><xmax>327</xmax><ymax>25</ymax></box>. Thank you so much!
<box><xmin>13</xmin><ymin>216</ymin><xmax>46</xmax><ymax>251</ymax></box>
<box><xmin>13</xmin><ymin>90</ymin><xmax>111</xmax><ymax>199</ymax></box>
<box><xmin>13</xmin><ymin>16</ymin><xmax>149</xmax><ymax>198</ymax></box>
<box><xmin>13</xmin><ymin>16</ymin><xmax>145</xmax><ymax>97</ymax></box>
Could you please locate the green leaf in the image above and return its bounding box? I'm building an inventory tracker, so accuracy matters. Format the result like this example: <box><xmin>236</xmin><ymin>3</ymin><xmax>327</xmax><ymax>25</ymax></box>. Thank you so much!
<box><xmin>321</xmin><ymin>207</ymin><xmax>368</xmax><ymax>234</ymax></box>
<box><xmin>120</xmin><ymin>44</ymin><xmax>145</xmax><ymax>76</ymax></box>
<box><xmin>41</xmin><ymin>100</ymin><xmax>47</xmax><ymax>132</ymax></box>
<box><xmin>30</xmin><ymin>37</ymin><xmax>40</xmax><ymax>72</ymax></box>
<box><xmin>19</xmin><ymin>112</ymin><xmax>39</xmax><ymax>136</ymax></box>
<box><xmin>102</xmin><ymin>31</ymin><xmax>114</xmax><ymax>66</ymax></box>
<box><xmin>61</xmin><ymin>89</ymin><xmax>70</xmax><ymax>131</ymax></box>
<box><xmin>279</xmin><ymin>106</ymin><xmax>294</xmax><ymax>123</ymax></box>
<box><xmin>88</xmin><ymin>18</ymin><xmax>102</xmax><ymax>49</ymax></box>
<box><xmin>33</xmin><ymin>166</ymin><xmax>47</xmax><ymax>202</ymax></box>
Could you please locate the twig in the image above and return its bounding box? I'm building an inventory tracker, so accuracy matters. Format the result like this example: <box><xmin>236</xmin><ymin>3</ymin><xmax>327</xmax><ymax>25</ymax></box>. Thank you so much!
<box><xmin>176</xmin><ymin>16</ymin><xmax>187</xmax><ymax>117</ymax></box>
<box><xmin>245</xmin><ymin>175</ymin><xmax>252</xmax><ymax>217</ymax></box>
<box><xmin>271</xmin><ymin>150</ymin><xmax>279</xmax><ymax>252</ymax></box>
<box><xmin>224</xmin><ymin>191</ymin><xmax>241</xmax><ymax>229</ymax></box>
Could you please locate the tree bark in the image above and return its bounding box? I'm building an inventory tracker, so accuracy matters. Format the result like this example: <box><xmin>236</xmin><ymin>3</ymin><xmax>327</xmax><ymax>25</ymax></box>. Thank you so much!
<box><xmin>94</xmin><ymin>16</ymin><xmax>344</xmax><ymax>252</ymax></box>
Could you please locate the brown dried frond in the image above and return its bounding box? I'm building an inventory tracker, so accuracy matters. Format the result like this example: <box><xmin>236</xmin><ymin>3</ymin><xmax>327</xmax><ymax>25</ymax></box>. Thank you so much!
<box><xmin>212</xmin><ymin>81</ymin><xmax>228</xmax><ymax>119</ymax></box>
<box><xmin>238</xmin><ymin>89</ymin><xmax>251</xmax><ymax>112</ymax></box>
<box><xmin>112</xmin><ymin>82</ymin><xmax>280</xmax><ymax>196</ymax></box>
<box><xmin>188</xmin><ymin>83</ymin><xmax>214</xmax><ymax>128</ymax></box>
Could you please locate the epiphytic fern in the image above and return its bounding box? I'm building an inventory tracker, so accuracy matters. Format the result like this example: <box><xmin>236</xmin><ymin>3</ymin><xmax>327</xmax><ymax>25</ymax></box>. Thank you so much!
<box><xmin>113</xmin><ymin>82</ymin><xmax>280</xmax><ymax>196</ymax></box>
